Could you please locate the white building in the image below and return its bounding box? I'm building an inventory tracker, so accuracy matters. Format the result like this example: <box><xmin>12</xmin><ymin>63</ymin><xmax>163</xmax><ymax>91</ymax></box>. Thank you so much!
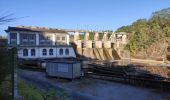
<box><xmin>6</xmin><ymin>26</ymin><xmax>76</xmax><ymax>59</ymax></box>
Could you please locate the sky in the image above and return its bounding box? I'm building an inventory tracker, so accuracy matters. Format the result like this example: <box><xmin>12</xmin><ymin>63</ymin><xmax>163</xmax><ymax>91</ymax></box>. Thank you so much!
<box><xmin>0</xmin><ymin>0</ymin><xmax>170</xmax><ymax>36</ymax></box>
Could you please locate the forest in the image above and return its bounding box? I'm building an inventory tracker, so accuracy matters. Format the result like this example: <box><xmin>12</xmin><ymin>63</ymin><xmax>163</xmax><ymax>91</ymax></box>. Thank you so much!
<box><xmin>116</xmin><ymin>8</ymin><xmax>170</xmax><ymax>54</ymax></box>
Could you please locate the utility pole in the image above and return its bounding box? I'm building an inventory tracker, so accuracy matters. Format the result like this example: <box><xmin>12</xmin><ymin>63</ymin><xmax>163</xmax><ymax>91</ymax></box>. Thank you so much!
<box><xmin>10</xmin><ymin>48</ymin><xmax>14</xmax><ymax>99</ymax></box>
<box><xmin>10</xmin><ymin>47</ymin><xmax>17</xmax><ymax>100</ymax></box>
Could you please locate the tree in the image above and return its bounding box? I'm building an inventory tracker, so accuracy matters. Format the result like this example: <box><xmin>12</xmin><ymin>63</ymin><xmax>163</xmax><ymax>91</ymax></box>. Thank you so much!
<box><xmin>116</xmin><ymin>8</ymin><xmax>170</xmax><ymax>55</ymax></box>
<box><xmin>0</xmin><ymin>13</ymin><xmax>15</xmax><ymax>100</ymax></box>
<box><xmin>0</xmin><ymin>13</ymin><xmax>15</xmax><ymax>25</ymax></box>
<box><xmin>115</xmin><ymin>25</ymin><xmax>132</xmax><ymax>33</ymax></box>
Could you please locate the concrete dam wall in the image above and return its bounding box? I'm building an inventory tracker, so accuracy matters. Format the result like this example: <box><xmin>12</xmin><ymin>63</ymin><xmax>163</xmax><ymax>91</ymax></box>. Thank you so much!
<box><xmin>71</xmin><ymin>31</ymin><xmax>127</xmax><ymax>60</ymax></box>
<box><xmin>76</xmin><ymin>48</ymin><xmax>120</xmax><ymax>60</ymax></box>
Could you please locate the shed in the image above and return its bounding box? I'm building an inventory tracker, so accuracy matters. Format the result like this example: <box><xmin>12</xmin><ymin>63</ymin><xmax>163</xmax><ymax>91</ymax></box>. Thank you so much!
<box><xmin>46</xmin><ymin>60</ymin><xmax>82</xmax><ymax>79</ymax></box>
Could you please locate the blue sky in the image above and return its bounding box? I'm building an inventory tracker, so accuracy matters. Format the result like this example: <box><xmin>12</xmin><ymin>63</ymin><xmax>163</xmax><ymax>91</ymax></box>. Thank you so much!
<box><xmin>0</xmin><ymin>0</ymin><xmax>170</xmax><ymax>35</ymax></box>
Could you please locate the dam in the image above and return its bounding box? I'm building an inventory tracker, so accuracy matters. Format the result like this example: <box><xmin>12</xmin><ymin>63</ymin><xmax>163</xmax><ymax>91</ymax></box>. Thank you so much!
<box><xmin>66</xmin><ymin>30</ymin><xmax>128</xmax><ymax>61</ymax></box>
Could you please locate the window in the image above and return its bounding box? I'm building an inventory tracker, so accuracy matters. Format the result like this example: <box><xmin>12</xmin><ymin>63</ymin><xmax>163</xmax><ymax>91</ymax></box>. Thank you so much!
<box><xmin>40</xmin><ymin>34</ymin><xmax>46</xmax><ymax>40</ymax></box>
<box><xmin>62</xmin><ymin>37</ymin><xmax>65</xmax><ymax>40</ymax></box>
<box><xmin>10</xmin><ymin>33</ymin><xmax>17</xmax><ymax>39</ymax></box>
<box><xmin>59</xmin><ymin>48</ymin><xmax>63</xmax><ymax>55</ymax></box>
<box><xmin>31</xmin><ymin>49</ymin><xmax>36</xmax><ymax>56</ymax></box>
<box><xmin>46</xmin><ymin>36</ymin><xmax>51</xmax><ymax>40</ymax></box>
<box><xmin>23</xmin><ymin>49</ymin><xmax>28</xmax><ymax>56</ymax></box>
<box><xmin>42</xmin><ymin>49</ymin><xmax>47</xmax><ymax>56</ymax></box>
<box><xmin>49</xmin><ymin>49</ymin><xmax>53</xmax><ymax>55</ymax></box>
<box><xmin>29</xmin><ymin>34</ymin><xmax>35</xmax><ymax>40</ymax></box>
<box><xmin>56</xmin><ymin>36</ymin><xmax>60</xmax><ymax>40</ymax></box>
<box><xmin>22</xmin><ymin>34</ymin><xmax>28</xmax><ymax>39</ymax></box>
<box><xmin>65</xmin><ymin>49</ymin><xmax>69</xmax><ymax>55</ymax></box>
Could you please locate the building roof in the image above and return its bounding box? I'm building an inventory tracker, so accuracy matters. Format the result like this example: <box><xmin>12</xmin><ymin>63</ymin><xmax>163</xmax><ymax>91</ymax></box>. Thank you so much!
<box><xmin>5</xmin><ymin>26</ymin><xmax>67</xmax><ymax>33</ymax></box>
<box><xmin>8</xmin><ymin>45</ymin><xmax>73</xmax><ymax>48</ymax></box>
<box><xmin>45</xmin><ymin>57</ymin><xmax>82</xmax><ymax>64</ymax></box>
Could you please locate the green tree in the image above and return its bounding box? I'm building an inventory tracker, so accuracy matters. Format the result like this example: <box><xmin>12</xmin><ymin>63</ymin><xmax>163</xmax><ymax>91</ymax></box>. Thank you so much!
<box><xmin>117</xmin><ymin>8</ymin><xmax>170</xmax><ymax>54</ymax></box>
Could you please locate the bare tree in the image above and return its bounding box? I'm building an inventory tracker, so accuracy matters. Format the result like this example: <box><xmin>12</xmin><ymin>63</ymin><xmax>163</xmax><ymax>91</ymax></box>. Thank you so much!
<box><xmin>0</xmin><ymin>13</ymin><xmax>15</xmax><ymax>25</ymax></box>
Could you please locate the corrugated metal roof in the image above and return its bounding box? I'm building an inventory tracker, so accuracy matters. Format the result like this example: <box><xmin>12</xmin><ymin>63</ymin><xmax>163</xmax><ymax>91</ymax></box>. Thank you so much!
<box><xmin>5</xmin><ymin>26</ymin><xmax>67</xmax><ymax>33</ymax></box>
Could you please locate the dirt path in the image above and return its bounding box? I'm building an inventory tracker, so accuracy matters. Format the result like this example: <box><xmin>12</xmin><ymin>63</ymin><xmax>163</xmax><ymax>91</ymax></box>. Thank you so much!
<box><xmin>17</xmin><ymin>69</ymin><xmax>170</xmax><ymax>100</ymax></box>
<box><xmin>18</xmin><ymin>69</ymin><xmax>100</xmax><ymax>100</ymax></box>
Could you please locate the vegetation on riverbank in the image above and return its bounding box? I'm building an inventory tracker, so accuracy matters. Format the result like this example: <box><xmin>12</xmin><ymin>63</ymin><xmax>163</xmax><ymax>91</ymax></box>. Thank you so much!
<box><xmin>0</xmin><ymin>41</ymin><xmax>13</xmax><ymax>100</ymax></box>
<box><xmin>116</xmin><ymin>8</ymin><xmax>170</xmax><ymax>55</ymax></box>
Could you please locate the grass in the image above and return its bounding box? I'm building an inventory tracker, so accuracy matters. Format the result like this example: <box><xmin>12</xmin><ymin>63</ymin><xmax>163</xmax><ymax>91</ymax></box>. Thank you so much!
<box><xmin>18</xmin><ymin>80</ymin><xmax>70</xmax><ymax>100</ymax></box>
<box><xmin>0</xmin><ymin>75</ymin><xmax>12</xmax><ymax>100</ymax></box>
<box><xmin>18</xmin><ymin>80</ymin><xmax>44</xmax><ymax>100</ymax></box>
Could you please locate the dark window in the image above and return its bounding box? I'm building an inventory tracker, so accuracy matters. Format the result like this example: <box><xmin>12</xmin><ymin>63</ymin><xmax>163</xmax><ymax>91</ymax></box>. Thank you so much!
<box><xmin>81</xmin><ymin>42</ymin><xmax>84</xmax><ymax>48</ymax></box>
<box><xmin>65</xmin><ymin>49</ymin><xmax>69</xmax><ymax>55</ymax></box>
<box><xmin>20</xmin><ymin>33</ymin><xmax>36</xmax><ymax>45</ymax></box>
<box><xmin>59</xmin><ymin>48</ymin><xmax>63</xmax><ymax>55</ymax></box>
<box><xmin>22</xmin><ymin>34</ymin><xmax>28</xmax><ymax>39</ymax></box>
<box><xmin>31</xmin><ymin>49</ymin><xmax>36</xmax><ymax>56</ymax></box>
<box><xmin>49</xmin><ymin>49</ymin><xmax>53</xmax><ymax>55</ymax></box>
<box><xmin>56</xmin><ymin>36</ymin><xmax>60</xmax><ymax>40</ymax></box>
<box><xmin>23</xmin><ymin>49</ymin><xmax>28</xmax><ymax>56</ymax></box>
<box><xmin>42</xmin><ymin>49</ymin><xmax>47</xmax><ymax>56</ymax></box>
<box><xmin>62</xmin><ymin>37</ymin><xmax>65</xmax><ymax>40</ymax></box>
<box><xmin>29</xmin><ymin>34</ymin><xmax>36</xmax><ymax>41</ymax></box>
<box><xmin>92</xmin><ymin>42</ymin><xmax>95</xmax><ymax>48</ymax></box>
<box><xmin>46</xmin><ymin>36</ymin><xmax>51</xmax><ymax>40</ymax></box>
<box><xmin>10</xmin><ymin>33</ymin><xmax>17</xmax><ymax>39</ymax></box>
<box><xmin>111</xmin><ymin>43</ymin><xmax>114</xmax><ymax>48</ymax></box>
<box><xmin>102</xmin><ymin>43</ymin><xmax>104</xmax><ymax>48</ymax></box>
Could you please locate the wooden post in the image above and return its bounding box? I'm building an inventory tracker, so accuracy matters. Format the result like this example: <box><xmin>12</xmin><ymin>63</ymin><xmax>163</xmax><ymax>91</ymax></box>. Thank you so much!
<box><xmin>10</xmin><ymin>47</ymin><xmax>17</xmax><ymax>100</ymax></box>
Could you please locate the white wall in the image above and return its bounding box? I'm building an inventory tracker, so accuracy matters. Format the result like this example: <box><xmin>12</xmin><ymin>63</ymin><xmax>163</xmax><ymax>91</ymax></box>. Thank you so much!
<box><xmin>17</xmin><ymin>47</ymin><xmax>76</xmax><ymax>59</ymax></box>
<box><xmin>56</xmin><ymin>47</ymin><xmax>76</xmax><ymax>57</ymax></box>
<box><xmin>39</xmin><ymin>48</ymin><xmax>57</xmax><ymax>58</ymax></box>
<box><xmin>18</xmin><ymin>47</ymin><xmax>39</xmax><ymax>59</ymax></box>
<box><xmin>7</xmin><ymin>32</ymin><xmax>10</xmax><ymax>45</ymax></box>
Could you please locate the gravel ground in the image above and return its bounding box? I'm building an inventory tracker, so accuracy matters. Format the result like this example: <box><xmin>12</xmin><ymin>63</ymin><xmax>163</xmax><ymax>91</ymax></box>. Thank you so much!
<box><xmin>18</xmin><ymin>69</ymin><xmax>170</xmax><ymax>100</ymax></box>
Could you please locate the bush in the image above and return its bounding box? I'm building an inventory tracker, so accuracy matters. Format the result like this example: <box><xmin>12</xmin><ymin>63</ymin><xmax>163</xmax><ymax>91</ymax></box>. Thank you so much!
<box><xmin>0</xmin><ymin>75</ymin><xmax>12</xmax><ymax>100</ymax></box>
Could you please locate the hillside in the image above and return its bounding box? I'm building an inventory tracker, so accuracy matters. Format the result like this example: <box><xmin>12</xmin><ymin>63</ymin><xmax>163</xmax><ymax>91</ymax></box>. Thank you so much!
<box><xmin>132</xmin><ymin>37</ymin><xmax>170</xmax><ymax>60</ymax></box>
<box><xmin>116</xmin><ymin>8</ymin><xmax>170</xmax><ymax>60</ymax></box>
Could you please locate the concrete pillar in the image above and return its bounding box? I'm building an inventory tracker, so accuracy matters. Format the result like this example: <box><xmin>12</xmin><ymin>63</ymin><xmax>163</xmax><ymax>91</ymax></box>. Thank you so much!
<box><xmin>84</xmin><ymin>32</ymin><xmax>89</xmax><ymax>40</ymax></box>
<box><xmin>74</xmin><ymin>40</ymin><xmax>82</xmax><ymax>48</ymax></box>
<box><xmin>103</xmin><ymin>32</ymin><xmax>108</xmax><ymax>41</ymax></box>
<box><xmin>94</xmin><ymin>32</ymin><xmax>99</xmax><ymax>41</ymax></box>
<box><xmin>85</xmin><ymin>40</ymin><xmax>92</xmax><ymax>48</ymax></box>
<box><xmin>103</xmin><ymin>41</ymin><xmax>111</xmax><ymax>48</ymax></box>
<box><xmin>122</xmin><ymin>34</ymin><xmax>127</xmax><ymax>44</ymax></box>
<box><xmin>36</xmin><ymin>33</ymin><xmax>39</xmax><ymax>45</ymax></box>
<box><xmin>7</xmin><ymin>32</ymin><xmax>10</xmax><ymax>45</ymax></box>
<box><xmin>116</xmin><ymin>41</ymin><xmax>120</xmax><ymax>48</ymax></box>
<box><xmin>74</xmin><ymin>31</ymin><xmax>79</xmax><ymax>41</ymax></box>
<box><xmin>36</xmin><ymin>48</ymin><xmax>39</xmax><ymax>58</ymax></box>
<box><xmin>76</xmin><ymin>48</ymin><xmax>83</xmax><ymax>56</ymax></box>
<box><xmin>28</xmin><ymin>49</ymin><xmax>31</xmax><ymax>57</ymax></box>
<box><xmin>66</xmin><ymin>34</ymin><xmax>70</xmax><ymax>45</ymax></box>
<box><xmin>52</xmin><ymin>34</ymin><xmax>55</xmax><ymax>45</ymax></box>
<box><xmin>112</xmin><ymin>33</ymin><xmax>116</xmax><ymax>43</ymax></box>
<box><xmin>17</xmin><ymin>32</ymin><xmax>20</xmax><ymax>45</ymax></box>
<box><xmin>95</xmin><ymin>41</ymin><xmax>102</xmax><ymax>48</ymax></box>
<box><xmin>109</xmin><ymin>32</ymin><xmax>116</xmax><ymax>43</ymax></box>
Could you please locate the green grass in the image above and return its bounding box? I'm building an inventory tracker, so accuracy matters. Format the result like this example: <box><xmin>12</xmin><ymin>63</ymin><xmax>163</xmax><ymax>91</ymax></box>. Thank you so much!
<box><xmin>18</xmin><ymin>81</ymin><xmax>44</xmax><ymax>100</ymax></box>
<box><xmin>0</xmin><ymin>75</ymin><xmax>12</xmax><ymax>100</ymax></box>
<box><xmin>18</xmin><ymin>80</ymin><xmax>70</xmax><ymax>100</ymax></box>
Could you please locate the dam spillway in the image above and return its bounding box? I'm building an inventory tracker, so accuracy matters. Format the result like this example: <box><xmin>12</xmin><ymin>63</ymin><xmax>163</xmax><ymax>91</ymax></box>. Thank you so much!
<box><xmin>76</xmin><ymin>48</ymin><xmax>120</xmax><ymax>60</ymax></box>
<box><xmin>70</xmin><ymin>31</ymin><xmax>127</xmax><ymax>60</ymax></box>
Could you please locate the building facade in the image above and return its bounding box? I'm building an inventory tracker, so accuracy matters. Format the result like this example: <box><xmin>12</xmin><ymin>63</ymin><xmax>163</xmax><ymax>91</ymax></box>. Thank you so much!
<box><xmin>6</xmin><ymin>26</ymin><xmax>76</xmax><ymax>59</ymax></box>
